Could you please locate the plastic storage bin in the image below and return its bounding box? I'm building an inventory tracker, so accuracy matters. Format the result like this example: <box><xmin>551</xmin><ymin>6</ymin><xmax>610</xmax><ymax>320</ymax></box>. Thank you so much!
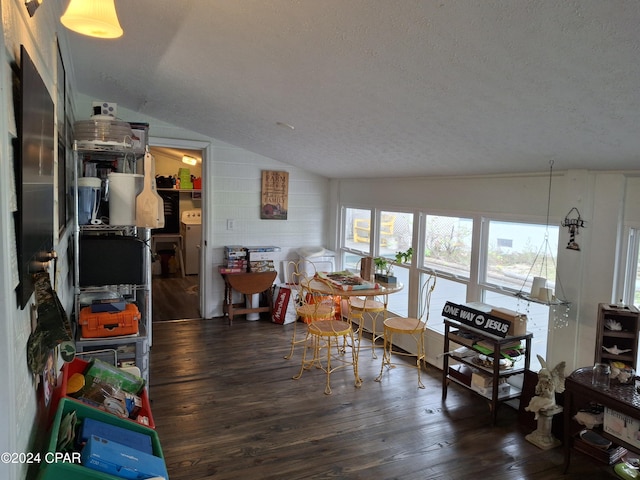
<box><xmin>37</xmin><ymin>398</ymin><xmax>164</xmax><ymax>480</ymax></box>
<box><xmin>297</xmin><ymin>247</ymin><xmax>336</xmax><ymax>277</ymax></box>
<box><xmin>50</xmin><ymin>358</ymin><xmax>155</xmax><ymax>429</ymax></box>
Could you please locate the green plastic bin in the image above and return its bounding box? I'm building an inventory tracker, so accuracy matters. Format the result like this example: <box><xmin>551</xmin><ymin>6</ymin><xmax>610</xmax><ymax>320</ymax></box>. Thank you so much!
<box><xmin>37</xmin><ymin>397</ymin><xmax>166</xmax><ymax>479</ymax></box>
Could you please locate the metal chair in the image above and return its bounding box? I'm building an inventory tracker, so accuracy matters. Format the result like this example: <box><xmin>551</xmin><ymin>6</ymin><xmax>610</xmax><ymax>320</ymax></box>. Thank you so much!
<box><xmin>375</xmin><ymin>274</ymin><xmax>437</xmax><ymax>389</ymax></box>
<box><xmin>342</xmin><ymin>296</ymin><xmax>386</xmax><ymax>358</ymax></box>
<box><xmin>283</xmin><ymin>260</ymin><xmax>336</xmax><ymax>360</ymax></box>
<box><xmin>292</xmin><ymin>276</ymin><xmax>360</xmax><ymax>394</ymax></box>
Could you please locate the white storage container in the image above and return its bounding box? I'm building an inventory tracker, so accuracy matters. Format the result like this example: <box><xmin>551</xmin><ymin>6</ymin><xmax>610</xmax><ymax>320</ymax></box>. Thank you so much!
<box><xmin>297</xmin><ymin>247</ymin><xmax>336</xmax><ymax>277</ymax></box>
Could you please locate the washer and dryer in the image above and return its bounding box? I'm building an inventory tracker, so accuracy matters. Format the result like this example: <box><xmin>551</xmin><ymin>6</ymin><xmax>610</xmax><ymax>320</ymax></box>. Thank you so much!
<box><xmin>180</xmin><ymin>209</ymin><xmax>202</xmax><ymax>275</ymax></box>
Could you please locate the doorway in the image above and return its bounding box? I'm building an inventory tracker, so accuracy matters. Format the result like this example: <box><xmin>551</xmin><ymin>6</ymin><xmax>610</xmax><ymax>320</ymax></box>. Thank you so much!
<box><xmin>149</xmin><ymin>143</ymin><xmax>204</xmax><ymax>321</ymax></box>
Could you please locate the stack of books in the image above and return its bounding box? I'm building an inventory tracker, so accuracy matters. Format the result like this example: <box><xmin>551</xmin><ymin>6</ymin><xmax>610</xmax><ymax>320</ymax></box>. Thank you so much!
<box><xmin>220</xmin><ymin>246</ymin><xmax>247</xmax><ymax>273</ymax></box>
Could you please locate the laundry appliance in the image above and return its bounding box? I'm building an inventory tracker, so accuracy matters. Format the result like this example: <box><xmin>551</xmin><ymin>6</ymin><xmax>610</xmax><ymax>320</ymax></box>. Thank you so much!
<box><xmin>180</xmin><ymin>209</ymin><xmax>201</xmax><ymax>275</ymax></box>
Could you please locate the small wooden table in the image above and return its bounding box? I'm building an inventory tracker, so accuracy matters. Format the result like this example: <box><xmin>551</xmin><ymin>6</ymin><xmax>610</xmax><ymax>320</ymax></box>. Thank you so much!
<box><xmin>221</xmin><ymin>271</ymin><xmax>277</xmax><ymax>324</ymax></box>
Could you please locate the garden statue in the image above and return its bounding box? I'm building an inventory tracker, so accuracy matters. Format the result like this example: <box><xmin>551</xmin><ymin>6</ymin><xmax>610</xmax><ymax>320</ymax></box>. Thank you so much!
<box><xmin>525</xmin><ymin>355</ymin><xmax>566</xmax><ymax>450</ymax></box>
<box><xmin>525</xmin><ymin>355</ymin><xmax>566</xmax><ymax>419</ymax></box>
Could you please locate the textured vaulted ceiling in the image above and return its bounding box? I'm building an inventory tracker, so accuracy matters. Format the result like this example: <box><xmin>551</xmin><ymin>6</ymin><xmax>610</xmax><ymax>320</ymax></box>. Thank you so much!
<box><xmin>62</xmin><ymin>0</ymin><xmax>640</xmax><ymax>179</ymax></box>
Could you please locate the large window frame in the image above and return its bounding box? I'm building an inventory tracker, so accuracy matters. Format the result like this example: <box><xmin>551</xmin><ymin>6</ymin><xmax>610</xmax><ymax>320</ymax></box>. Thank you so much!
<box><xmin>620</xmin><ymin>226</ymin><xmax>640</xmax><ymax>308</ymax></box>
<box><xmin>339</xmin><ymin>205</ymin><xmax>557</xmax><ymax>367</ymax></box>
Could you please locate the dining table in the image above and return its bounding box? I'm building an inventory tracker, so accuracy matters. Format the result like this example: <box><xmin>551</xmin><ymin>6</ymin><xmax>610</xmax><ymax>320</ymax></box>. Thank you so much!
<box><xmin>301</xmin><ymin>274</ymin><xmax>404</xmax><ymax>382</ymax></box>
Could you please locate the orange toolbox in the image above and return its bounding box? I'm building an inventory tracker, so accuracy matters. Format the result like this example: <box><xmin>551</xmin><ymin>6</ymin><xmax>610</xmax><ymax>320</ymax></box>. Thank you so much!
<box><xmin>79</xmin><ymin>303</ymin><xmax>140</xmax><ymax>338</ymax></box>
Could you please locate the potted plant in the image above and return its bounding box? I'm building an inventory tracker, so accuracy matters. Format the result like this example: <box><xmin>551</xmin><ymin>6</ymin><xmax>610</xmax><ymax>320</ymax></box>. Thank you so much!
<box><xmin>395</xmin><ymin>247</ymin><xmax>413</xmax><ymax>265</ymax></box>
<box><xmin>374</xmin><ymin>257</ymin><xmax>397</xmax><ymax>284</ymax></box>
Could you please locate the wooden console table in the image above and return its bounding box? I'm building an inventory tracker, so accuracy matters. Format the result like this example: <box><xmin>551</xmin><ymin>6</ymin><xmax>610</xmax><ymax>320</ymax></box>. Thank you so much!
<box><xmin>563</xmin><ymin>366</ymin><xmax>640</xmax><ymax>472</ymax></box>
<box><xmin>221</xmin><ymin>271</ymin><xmax>277</xmax><ymax>324</ymax></box>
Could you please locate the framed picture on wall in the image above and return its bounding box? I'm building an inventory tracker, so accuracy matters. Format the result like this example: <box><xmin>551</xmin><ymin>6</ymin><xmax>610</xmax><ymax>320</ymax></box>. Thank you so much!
<box><xmin>261</xmin><ymin>170</ymin><xmax>288</xmax><ymax>220</ymax></box>
<box><xmin>56</xmin><ymin>40</ymin><xmax>67</xmax><ymax>235</ymax></box>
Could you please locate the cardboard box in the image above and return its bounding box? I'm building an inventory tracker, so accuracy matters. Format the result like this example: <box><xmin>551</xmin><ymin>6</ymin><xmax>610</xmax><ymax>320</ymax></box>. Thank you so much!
<box><xmin>79</xmin><ymin>418</ymin><xmax>152</xmax><ymax>454</ymax></box>
<box><xmin>490</xmin><ymin>307</ymin><xmax>528</xmax><ymax>336</ymax></box>
<box><xmin>604</xmin><ymin>407</ymin><xmax>640</xmax><ymax>449</ymax></box>
<box><xmin>248</xmin><ymin>251</ymin><xmax>279</xmax><ymax>261</ymax></box>
<box><xmin>471</xmin><ymin>371</ymin><xmax>493</xmax><ymax>388</ymax></box>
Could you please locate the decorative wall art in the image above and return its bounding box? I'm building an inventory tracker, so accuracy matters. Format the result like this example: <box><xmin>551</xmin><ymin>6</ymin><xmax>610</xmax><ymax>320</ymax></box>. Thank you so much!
<box><xmin>561</xmin><ymin>207</ymin><xmax>586</xmax><ymax>251</ymax></box>
<box><xmin>261</xmin><ymin>170</ymin><xmax>288</xmax><ymax>220</ymax></box>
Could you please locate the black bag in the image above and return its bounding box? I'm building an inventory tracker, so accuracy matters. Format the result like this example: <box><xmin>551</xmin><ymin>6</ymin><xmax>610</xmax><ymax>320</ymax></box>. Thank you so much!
<box><xmin>155</xmin><ymin>175</ymin><xmax>173</xmax><ymax>188</ymax></box>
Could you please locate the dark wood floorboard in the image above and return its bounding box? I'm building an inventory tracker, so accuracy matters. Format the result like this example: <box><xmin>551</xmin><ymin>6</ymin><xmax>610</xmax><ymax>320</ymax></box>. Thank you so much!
<box><xmin>152</xmin><ymin>274</ymin><xmax>200</xmax><ymax>321</ymax></box>
<box><xmin>148</xmin><ymin>318</ymin><xmax>619</xmax><ymax>480</ymax></box>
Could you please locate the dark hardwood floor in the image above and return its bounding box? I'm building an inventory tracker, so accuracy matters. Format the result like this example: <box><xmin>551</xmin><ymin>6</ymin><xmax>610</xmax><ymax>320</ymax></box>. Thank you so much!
<box><xmin>148</xmin><ymin>318</ymin><xmax>620</xmax><ymax>480</ymax></box>
<box><xmin>152</xmin><ymin>273</ymin><xmax>200</xmax><ymax>321</ymax></box>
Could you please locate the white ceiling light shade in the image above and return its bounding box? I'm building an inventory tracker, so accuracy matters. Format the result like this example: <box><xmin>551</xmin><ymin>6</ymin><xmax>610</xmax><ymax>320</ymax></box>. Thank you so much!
<box><xmin>61</xmin><ymin>0</ymin><xmax>123</xmax><ymax>39</ymax></box>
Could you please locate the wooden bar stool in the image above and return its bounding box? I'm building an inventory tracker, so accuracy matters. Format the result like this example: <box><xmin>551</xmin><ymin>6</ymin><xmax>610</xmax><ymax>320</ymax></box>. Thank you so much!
<box><xmin>151</xmin><ymin>234</ymin><xmax>185</xmax><ymax>278</ymax></box>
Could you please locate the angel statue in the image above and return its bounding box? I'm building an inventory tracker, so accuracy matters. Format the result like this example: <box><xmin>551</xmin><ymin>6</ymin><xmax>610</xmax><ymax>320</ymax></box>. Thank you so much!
<box><xmin>525</xmin><ymin>355</ymin><xmax>566</xmax><ymax>420</ymax></box>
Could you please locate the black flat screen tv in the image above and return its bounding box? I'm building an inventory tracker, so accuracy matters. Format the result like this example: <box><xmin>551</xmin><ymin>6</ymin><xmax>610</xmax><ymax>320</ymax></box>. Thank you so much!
<box><xmin>15</xmin><ymin>45</ymin><xmax>55</xmax><ymax>309</ymax></box>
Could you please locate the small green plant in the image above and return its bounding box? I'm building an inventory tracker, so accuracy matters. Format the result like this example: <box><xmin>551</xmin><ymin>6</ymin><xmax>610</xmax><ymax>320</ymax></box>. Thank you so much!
<box><xmin>395</xmin><ymin>247</ymin><xmax>413</xmax><ymax>264</ymax></box>
<box><xmin>374</xmin><ymin>257</ymin><xmax>392</xmax><ymax>275</ymax></box>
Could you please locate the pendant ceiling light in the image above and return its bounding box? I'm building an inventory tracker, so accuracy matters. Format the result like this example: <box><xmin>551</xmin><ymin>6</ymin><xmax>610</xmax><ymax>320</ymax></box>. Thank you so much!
<box><xmin>61</xmin><ymin>0</ymin><xmax>123</xmax><ymax>39</ymax></box>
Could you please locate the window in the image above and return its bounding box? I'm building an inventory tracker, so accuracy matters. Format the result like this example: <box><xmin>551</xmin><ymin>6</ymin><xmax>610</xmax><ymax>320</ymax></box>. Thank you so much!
<box><xmin>483</xmin><ymin>220</ymin><xmax>560</xmax><ymax>296</ymax></box>
<box><xmin>378</xmin><ymin>210</ymin><xmax>413</xmax><ymax>258</ymax></box>
<box><xmin>386</xmin><ymin>265</ymin><xmax>410</xmax><ymax>317</ymax></box>
<box><xmin>345</xmin><ymin>207</ymin><xmax>372</xmax><ymax>254</ymax></box>
<box><xmin>425</xmin><ymin>275</ymin><xmax>467</xmax><ymax>333</ymax></box>
<box><xmin>339</xmin><ymin>206</ymin><xmax>557</xmax><ymax>366</ymax></box>
<box><xmin>483</xmin><ymin>291</ymin><xmax>550</xmax><ymax>371</ymax></box>
<box><xmin>423</xmin><ymin>215</ymin><xmax>473</xmax><ymax>278</ymax></box>
<box><xmin>622</xmin><ymin>228</ymin><xmax>640</xmax><ymax>307</ymax></box>
<box><xmin>481</xmin><ymin>219</ymin><xmax>560</xmax><ymax>370</ymax></box>
<box><xmin>421</xmin><ymin>215</ymin><xmax>474</xmax><ymax>332</ymax></box>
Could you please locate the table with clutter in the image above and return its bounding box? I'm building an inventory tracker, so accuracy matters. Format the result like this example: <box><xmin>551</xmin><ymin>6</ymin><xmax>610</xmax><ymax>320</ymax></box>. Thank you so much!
<box><xmin>563</xmin><ymin>366</ymin><xmax>640</xmax><ymax>476</ymax></box>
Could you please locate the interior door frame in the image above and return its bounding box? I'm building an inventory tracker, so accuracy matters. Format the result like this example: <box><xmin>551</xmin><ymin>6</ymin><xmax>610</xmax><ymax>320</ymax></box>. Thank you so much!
<box><xmin>149</xmin><ymin>136</ymin><xmax>211</xmax><ymax>318</ymax></box>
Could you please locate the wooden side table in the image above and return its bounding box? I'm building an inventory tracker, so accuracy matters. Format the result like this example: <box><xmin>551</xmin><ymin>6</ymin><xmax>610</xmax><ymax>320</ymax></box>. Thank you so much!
<box><xmin>221</xmin><ymin>271</ymin><xmax>277</xmax><ymax>324</ymax></box>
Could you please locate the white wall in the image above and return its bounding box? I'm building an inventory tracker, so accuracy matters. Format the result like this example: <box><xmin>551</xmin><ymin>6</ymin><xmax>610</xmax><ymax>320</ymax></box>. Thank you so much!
<box><xmin>332</xmin><ymin>169</ymin><xmax>640</xmax><ymax>372</ymax></box>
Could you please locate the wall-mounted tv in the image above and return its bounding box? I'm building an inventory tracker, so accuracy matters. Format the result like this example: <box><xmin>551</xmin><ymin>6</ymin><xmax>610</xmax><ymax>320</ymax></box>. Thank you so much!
<box><xmin>15</xmin><ymin>45</ymin><xmax>55</xmax><ymax>309</ymax></box>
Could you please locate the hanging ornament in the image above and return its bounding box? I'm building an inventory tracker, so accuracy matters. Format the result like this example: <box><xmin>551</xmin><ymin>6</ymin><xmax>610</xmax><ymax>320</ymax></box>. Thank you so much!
<box><xmin>515</xmin><ymin>160</ymin><xmax>571</xmax><ymax>309</ymax></box>
<box><xmin>561</xmin><ymin>207</ymin><xmax>585</xmax><ymax>251</ymax></box>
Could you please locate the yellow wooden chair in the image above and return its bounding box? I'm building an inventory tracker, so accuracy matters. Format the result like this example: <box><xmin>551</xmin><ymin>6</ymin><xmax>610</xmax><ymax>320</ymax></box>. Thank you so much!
<box><xmin>293</xmin><ymin>277</ymin><xmax>361</xmax><ymax>394</ymax></box>
<box><xmin>283</xmin><ymin>260</ymin><xmax>336</xmax><ymax>360</ymax></box>
<box><xmin>375</xmin><ymin>274</ymin><xmax>437</xmax><ymax>389</ymax></box>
